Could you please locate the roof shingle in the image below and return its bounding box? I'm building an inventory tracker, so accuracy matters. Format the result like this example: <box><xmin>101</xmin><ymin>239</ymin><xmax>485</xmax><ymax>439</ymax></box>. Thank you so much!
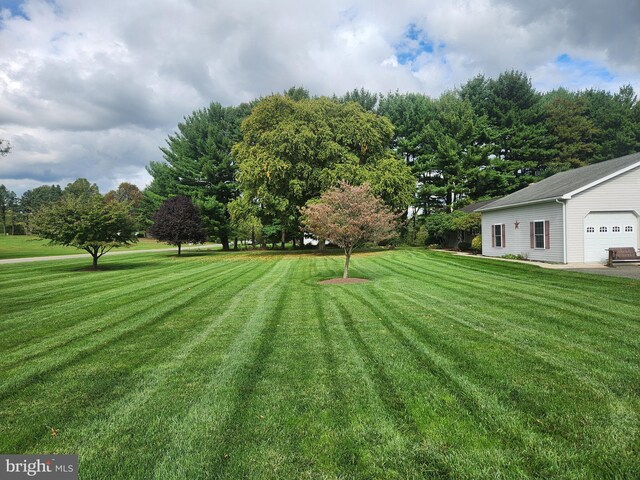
<box><xmin>478</xmin><ymin>152</ymin><xmax>640</xmax><ymax>211</ymax></box>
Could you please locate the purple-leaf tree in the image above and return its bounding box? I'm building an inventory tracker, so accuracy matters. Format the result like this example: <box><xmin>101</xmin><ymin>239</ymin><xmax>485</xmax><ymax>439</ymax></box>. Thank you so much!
<box><xmin>301</xmin><ymin>182</ymin><xmax>397</xmax><ymax>279</ymax></box>
<box><xmin>148</xmin><ymin>195</ymin><xmax>208</xmax><ymax>255</ymax></box>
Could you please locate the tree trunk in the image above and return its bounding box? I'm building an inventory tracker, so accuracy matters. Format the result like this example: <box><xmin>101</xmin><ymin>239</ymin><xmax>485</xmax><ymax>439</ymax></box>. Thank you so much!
<box><xmin>343</xmin><ymin>251</ymin><xmax>351</xmax><ymax>279</ymax></box>
<box><xmin>92</xmin><ymin>254</ymin><xmax>98</xmax><ymax>270</ymax></box>
<box><xmin>233</xmin><ymin>237</ymin><xmax>238</xmax><ymax>250</ymax></box>
<box><xmin>251</xmin><ymin>226</ymin><xmax>256</xmax><ymax>249</ymax></box>
<box><xmin>318</xmin><ymin>236</ymin><xmax>325</xmax><ymax>251</ymax></box>
<box><xmin>177</xmin><ymin>242</ymin><xmax>182</xmax><ymax>256</ymax></box>
<box><xmin>281</xmin><ymin>228</ymin><xmax>286</xmax><ymax>250</ymax></box>
<box><xmin>221</xmin><ymin>234</ymin><xmax>230</xmax><ymax>251</ymax></box>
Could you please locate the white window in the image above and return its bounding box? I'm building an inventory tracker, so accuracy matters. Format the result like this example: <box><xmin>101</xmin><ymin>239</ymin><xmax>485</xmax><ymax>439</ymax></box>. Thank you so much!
<box><xmin>534</xmin><ymin>221</ymin><xmax>545</xmax><ymax>249</ymax></box>
<box><xmin>493</xmin><ymin>224</ymin><xmax>503</xmax><ymax>248</ymax></box>
<box><xmin>586</xmin><ymin>227</ymin><xmax>594</xmax><ymax>233</ymax></box>
<box><xmin>600</xmin><ymin>226</ymin><xmax>607</xmax><ymax>233</ymax></box>
<box><xmin>612</xmin><ymin>226</ymin><xmax>621</xmax><ymax>233</ymax></box>
<box><xmin>625</xmin><ymin>226</ymin><xmax>634</xmax><ymax>232</ymax></box>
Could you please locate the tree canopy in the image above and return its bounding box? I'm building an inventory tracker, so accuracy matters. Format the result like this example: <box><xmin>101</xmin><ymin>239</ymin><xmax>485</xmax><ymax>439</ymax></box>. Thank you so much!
<box><xmin>148</xmin><ymin>195</ymin><xmax>208</xmax><ymax>255</ymax></box>
<box><xmin>146</xmin><ymin>102</ymin><xmax>251</xmax><ymax>250</ymax></box>
<box><xmin>301</xmin><ymin>182</ymin><xmax>397</xmax><ymax>278</ymax></box>
<box><xmin>232</xmin><ymin>94</ymin><xmax>414</xmax><ymax>247</ymax></box>
<box><xmin>33</xmin><ymin>194</ymin><xmax>138</xmax><ymax>269</ymax></box>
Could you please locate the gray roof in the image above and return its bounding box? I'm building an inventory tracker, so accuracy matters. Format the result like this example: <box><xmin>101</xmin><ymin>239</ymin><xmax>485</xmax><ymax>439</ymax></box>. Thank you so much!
<box><xmin>459</xmin><ymin>198</ymin><xmax>501</xmax><ymax>213</ymax></box>
<box><xmin>478</xmin><ymin>152</ymin><xmax>640</xmax><ymax>211</ymax></box>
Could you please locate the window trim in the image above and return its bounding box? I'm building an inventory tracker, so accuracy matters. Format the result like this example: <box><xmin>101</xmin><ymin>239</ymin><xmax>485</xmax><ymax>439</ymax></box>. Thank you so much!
<box><xmin>493</xmin><ymin>223</ymin><xmax>504</xmax><ymax>248</ymax></box>
<box><xmin>533</xmin><ymin>219</ymin><xmax>545</xmax><ymax>249</ymax></box>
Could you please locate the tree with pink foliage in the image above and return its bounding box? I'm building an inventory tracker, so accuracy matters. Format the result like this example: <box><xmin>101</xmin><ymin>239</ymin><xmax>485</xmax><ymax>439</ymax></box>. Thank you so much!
<box><xmin>301</xmin><ymin>182</ymin><xmax>397</xmax><ymax>279</ymax></box>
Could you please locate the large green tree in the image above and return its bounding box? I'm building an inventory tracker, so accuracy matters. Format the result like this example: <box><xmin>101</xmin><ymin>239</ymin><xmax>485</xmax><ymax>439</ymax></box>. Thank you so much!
<box><xmin>146</xmin><ymin>102</ymin><xmax>251</xmax><ymax>250</ymax></box>
<box><xmin>33</xmin><ymin>194</ymin><xmax>138</xmax><ymax>270</ymax></box>
<box><xmin>579</xmin><ymin>85</ymin><xmax>640</xmax><ymax>163</ymax></box>
<box><xmin>542</xmin><ymin>89</ymin><xmax>597</xmax><ymax>174</ymax></box>
<box><xmin>417</xmin><ymin>92</ymin><xmax>490</xmax><ymax>211</ymax></box>
<box><xmin>233</xmin><ymin>95</ymin><xmax>414</xmax><ymax>248</ymax></box>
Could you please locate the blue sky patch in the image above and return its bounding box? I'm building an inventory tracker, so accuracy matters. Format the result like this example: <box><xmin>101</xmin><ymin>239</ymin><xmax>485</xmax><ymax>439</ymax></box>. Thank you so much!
<box><xmin>555</xmin><ymin>53</ymin><xmax>614</xmax><ymax>82</ymax></box>
<box><xmin>394</xmin><ymin>23</ymin><xmax>442</xmax><ymax>68</ymax></box>
<box><xmin>0</xmin><ymin>0</ymin><xmax>28</xmax><ymax>19</ymax></box>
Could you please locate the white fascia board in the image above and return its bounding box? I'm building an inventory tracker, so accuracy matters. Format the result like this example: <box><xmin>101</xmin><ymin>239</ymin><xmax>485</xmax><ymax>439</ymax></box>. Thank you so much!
<box><xmin>561</xmin><ymin>160</ymin><xmax>640</xmax><ymax>199</ymax></box>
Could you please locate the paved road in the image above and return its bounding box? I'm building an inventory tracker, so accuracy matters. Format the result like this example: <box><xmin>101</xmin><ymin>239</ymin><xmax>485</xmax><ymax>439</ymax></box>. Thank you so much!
<box><xmin>0</xmin><ymin>244</ymin><xmax>219</xmax><ymax>265</ymax></box>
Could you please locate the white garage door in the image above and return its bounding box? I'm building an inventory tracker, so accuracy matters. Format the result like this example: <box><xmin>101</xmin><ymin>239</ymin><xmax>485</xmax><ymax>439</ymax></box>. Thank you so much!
<box><xmin>584</xmin><ymin>212</ymin><xmax>638</xmax><ymax>263</ymax></box>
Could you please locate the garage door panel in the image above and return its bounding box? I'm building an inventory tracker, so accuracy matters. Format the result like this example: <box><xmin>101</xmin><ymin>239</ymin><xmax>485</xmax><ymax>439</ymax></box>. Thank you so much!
<box><xmin>584</xmin><ymin>212</ymin><xmax>638</xmax><ymax>263</ymax></box>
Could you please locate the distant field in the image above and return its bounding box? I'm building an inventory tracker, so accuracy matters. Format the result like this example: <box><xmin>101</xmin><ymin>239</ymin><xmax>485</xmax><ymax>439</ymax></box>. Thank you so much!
<box><xmin>0</xmin><ymin>235</ymin><xmax>210</xmax><ymax>259</ymax></box>
<box><xmin>0</xmin><ymin>249</ymin><xmax>638</xmax><ymax>479</ymax></box>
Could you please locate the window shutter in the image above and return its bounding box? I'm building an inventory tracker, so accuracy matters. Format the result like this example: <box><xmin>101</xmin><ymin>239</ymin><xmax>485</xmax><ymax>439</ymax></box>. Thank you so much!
<box><xmin>491</xmin><ymin>225</ymin><xmax>495</xmax><ymax>248</ymax></box>
<box><xmin>545</xmin><ymin>220</ymin><xmax>550</xmax><ymax>249</ymax></box>
<box><xmin>502</xmin><ymin>224</ymin><xmax>506</xmax><ymax>248</ymax></box>
<box><xmin>530</xmin><ymin>222</ymin><xmax>534</xmax><ymax>248</ymax></box>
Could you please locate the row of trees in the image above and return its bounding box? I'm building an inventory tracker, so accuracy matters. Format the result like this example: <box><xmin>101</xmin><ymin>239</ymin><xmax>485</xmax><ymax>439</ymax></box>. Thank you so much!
<box><xmin>3</xmin><ymin>71</ymin><xmax>640</xmax><ymax>250</ymax></box>
<box><xmin>0</xmin><ymin>179</ymin><xmax>147</xmax><ymax>237</ymax></box>
<box><xmin>143</xmin><ymin>73</ymin><xmax>640</xmax><ymax>248</ymax></box>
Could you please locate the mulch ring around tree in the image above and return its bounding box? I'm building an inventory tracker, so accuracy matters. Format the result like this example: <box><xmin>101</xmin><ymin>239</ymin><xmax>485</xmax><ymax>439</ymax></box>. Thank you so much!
<box><xmin>318</xmin><ymin>278</ymin><xmax>370</xmax><ymax>285</ymax></box>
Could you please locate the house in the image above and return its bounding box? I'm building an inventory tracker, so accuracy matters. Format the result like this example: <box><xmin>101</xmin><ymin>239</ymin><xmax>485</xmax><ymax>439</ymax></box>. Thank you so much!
<box><xmin>477</xmin><ymin>152</ymin><xmax>640</xmax><ymax>264</ymax></box>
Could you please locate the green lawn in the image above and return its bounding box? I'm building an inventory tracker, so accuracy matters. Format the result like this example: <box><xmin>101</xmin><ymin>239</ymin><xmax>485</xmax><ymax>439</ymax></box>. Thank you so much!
<box><xmin>0</xmin><ymin>235</ymin><xmax>215</xmax><ymax>259</ymax></box>
<box><xmin>0</xmin><ymin>249</ymin><xmax>638</xmax><ymax>479</ymax></box>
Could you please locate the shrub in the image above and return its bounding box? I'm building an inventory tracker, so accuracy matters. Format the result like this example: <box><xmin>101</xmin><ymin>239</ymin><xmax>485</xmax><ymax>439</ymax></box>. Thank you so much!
<box><xmin>426</xmin><ymin>243</ymin><xmax>442</xmax><ymax>250</ymax></box>
<box><xmin>414</xmin><ymin>226</ymin><xmax>428</xmax><ymax>246</ymax></box>
<box><xmin>471</xmin><ymin>234</ymin><xmax>482</xmax><ymax>253</ymax></box>
<box><xmin>457</xmin><ymin>241</ymin><xmax>471</xmax><ymax>251</ymax></box>
<box><xmin>501</xmin><ymin>253</ymin><xmax>528</xmax><ymax>260</ymax></box>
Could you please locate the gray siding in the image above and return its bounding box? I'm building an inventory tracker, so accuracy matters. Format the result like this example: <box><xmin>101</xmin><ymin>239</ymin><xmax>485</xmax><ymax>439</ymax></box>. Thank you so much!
<box><xmin>481</xmin><ymin>201</ymin><xmax>565</xmax><ymax>262</ymax></box>
<box><xmin>566</xmin><ymin>166</ymin><xmax>640</xmax><ymax>263</ymax></box>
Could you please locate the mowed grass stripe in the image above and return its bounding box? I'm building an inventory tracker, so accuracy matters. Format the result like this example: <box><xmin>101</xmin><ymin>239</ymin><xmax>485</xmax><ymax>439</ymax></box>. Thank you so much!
<box><xmin>379</xmin><ymin>253</ymin><xmax>640</xmax><ymax>353</ymax></box>
<box><xmin>0</xmin><ymin>254</ymin><xmax>233</xmax><ymax>331</ymax></box>
<box><xmin>0</xmin><ymin>260</ymin><xmax>173</xmax><ymax>315</ymax></box>
<box><xmin>388</xmin><ymin>250</ymin><xmax>640</xmax><ymax>330</ymax></box>
<box><xmin>0</xmin><ymin>259</ymin><xmax>253</xmax><ymax>370</ymax></box>
<box><xmin>366</xmin><ymin>255</ymin><xmax>640</xmax><ymax>410</ymax></box>
<box><xmin>324</xmin><ymin>284</ymin><xmax>455</xmax><ymax>479</ymax></box>
<box><xmin>374</xmin><ymin>254</ymin><xmax>640</xmax><ymax>384</ymax></box>
<box><xmin>350</xmin><ymin>255</ymin><xmax>639</xmax><ymax>477</ymax></box>
<box><xmin>0</xmin><ymin>259</ymin><xmax>255</xmax><ymax>402</ymax></box>
<box><xmin>407</xmin><ymin>249</ymin><xmax>640</xmax><ymax>313</ymax></box>
<box><xmin>1</xmin><ymin>249</ymin><xmax>638</xmax><ymax>478</ymax></box>
<box><xmin>336</xmin><ymin>282</ymin><xmax>572</xmax><ymax>479</ymax></box>
<box><xmin>0</xmin><ymin>256</ymin><xmax>247</xmax><ymax>348</ymax></box>
<box><xmin>71</xmin><ymin>259</ymin><xmax>285</xmax><ymax>479</ymax></box>
<box><xmin>0</xmin><ymin>258</ymin><xmax>278</xmax><ymax>454</ymax></box>
<box><xmin>147</xmin><ymin>259</ymin><xmax>294</xmax><ymax>479</ymax></box>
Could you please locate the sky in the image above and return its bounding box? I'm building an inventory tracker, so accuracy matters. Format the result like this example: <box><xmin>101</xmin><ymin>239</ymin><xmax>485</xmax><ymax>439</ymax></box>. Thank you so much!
<box><xmin>1</xmin><ymin>0</ymin><xmax>639</xmax><ymax>196</ymax></box>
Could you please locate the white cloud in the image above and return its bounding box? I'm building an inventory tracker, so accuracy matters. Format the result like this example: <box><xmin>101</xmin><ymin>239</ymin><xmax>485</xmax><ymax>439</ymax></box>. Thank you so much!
<box><xmin>0</xmin><ymin>0</ymin><xmax>638</xmax><ymax>195</ymax></box>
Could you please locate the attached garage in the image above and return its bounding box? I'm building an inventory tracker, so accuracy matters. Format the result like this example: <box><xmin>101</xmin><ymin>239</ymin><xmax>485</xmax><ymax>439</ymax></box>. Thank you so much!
<box><xmin>583</xmin><ymin>212</ymin><xmax>638</xmax><ymax>263</ymax></box>
<box><xmin>478</xmin><ymin>152</ymin><xmax>640</xmax><ymax>264</ymax></box>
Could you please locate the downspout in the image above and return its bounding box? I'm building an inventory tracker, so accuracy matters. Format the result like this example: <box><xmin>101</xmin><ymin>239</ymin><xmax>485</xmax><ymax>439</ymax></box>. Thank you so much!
<box><xmin>556</xmin><ymin>198</ymin><xmax>568</xmax><ymax>264</ymax></box>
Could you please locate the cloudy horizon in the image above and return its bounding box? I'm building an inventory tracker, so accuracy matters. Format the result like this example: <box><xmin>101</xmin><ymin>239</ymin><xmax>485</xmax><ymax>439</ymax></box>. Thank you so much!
<box><xmin>1</xmin><ymin>0</ymin><xmax>639</xmax><ymax>196</ymax></box>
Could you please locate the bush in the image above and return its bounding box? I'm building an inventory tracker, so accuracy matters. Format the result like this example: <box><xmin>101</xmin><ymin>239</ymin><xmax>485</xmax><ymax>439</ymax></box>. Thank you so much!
<box><xmin>426</xmin><ymin>243</ymin><xmax>442</xmax><ymax>250</ymax></box>
<box><xmin>501</xmin><ymin>253</ymin><xmax>528</xmax><ymax>260</ymax></box>
<box><xmin>457</xmin><ymin>241</ymin><xmax>471</xmax><ymax>251</ymax></box>
<box><xmin>414</xmin><ymin>226</ymin><xmax>427</xmax><ymax>246</ymax></box>
<box><xmin>471</xmin><ymin>234</ymin><xmax>482</xmax><ymax>253</ymax></box>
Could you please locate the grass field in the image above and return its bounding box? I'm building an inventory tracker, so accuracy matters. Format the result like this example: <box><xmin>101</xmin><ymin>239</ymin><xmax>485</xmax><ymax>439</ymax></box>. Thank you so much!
<box><xmin>0</xmin><ymin>235</ymin><xmax>214</xmax><ymax>259</ymax></box>
<box><xmin>1</xmin><ymin>249</ymin><xmax>638</xmax><ymax>479</ymax></box>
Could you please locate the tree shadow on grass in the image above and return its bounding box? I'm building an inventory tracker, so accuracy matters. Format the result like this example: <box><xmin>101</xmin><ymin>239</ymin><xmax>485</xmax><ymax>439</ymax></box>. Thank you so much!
<box><xmin>61</xmin><ymin>261</ymin><xmax>160</xmax><ymax>273</ymax></box>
